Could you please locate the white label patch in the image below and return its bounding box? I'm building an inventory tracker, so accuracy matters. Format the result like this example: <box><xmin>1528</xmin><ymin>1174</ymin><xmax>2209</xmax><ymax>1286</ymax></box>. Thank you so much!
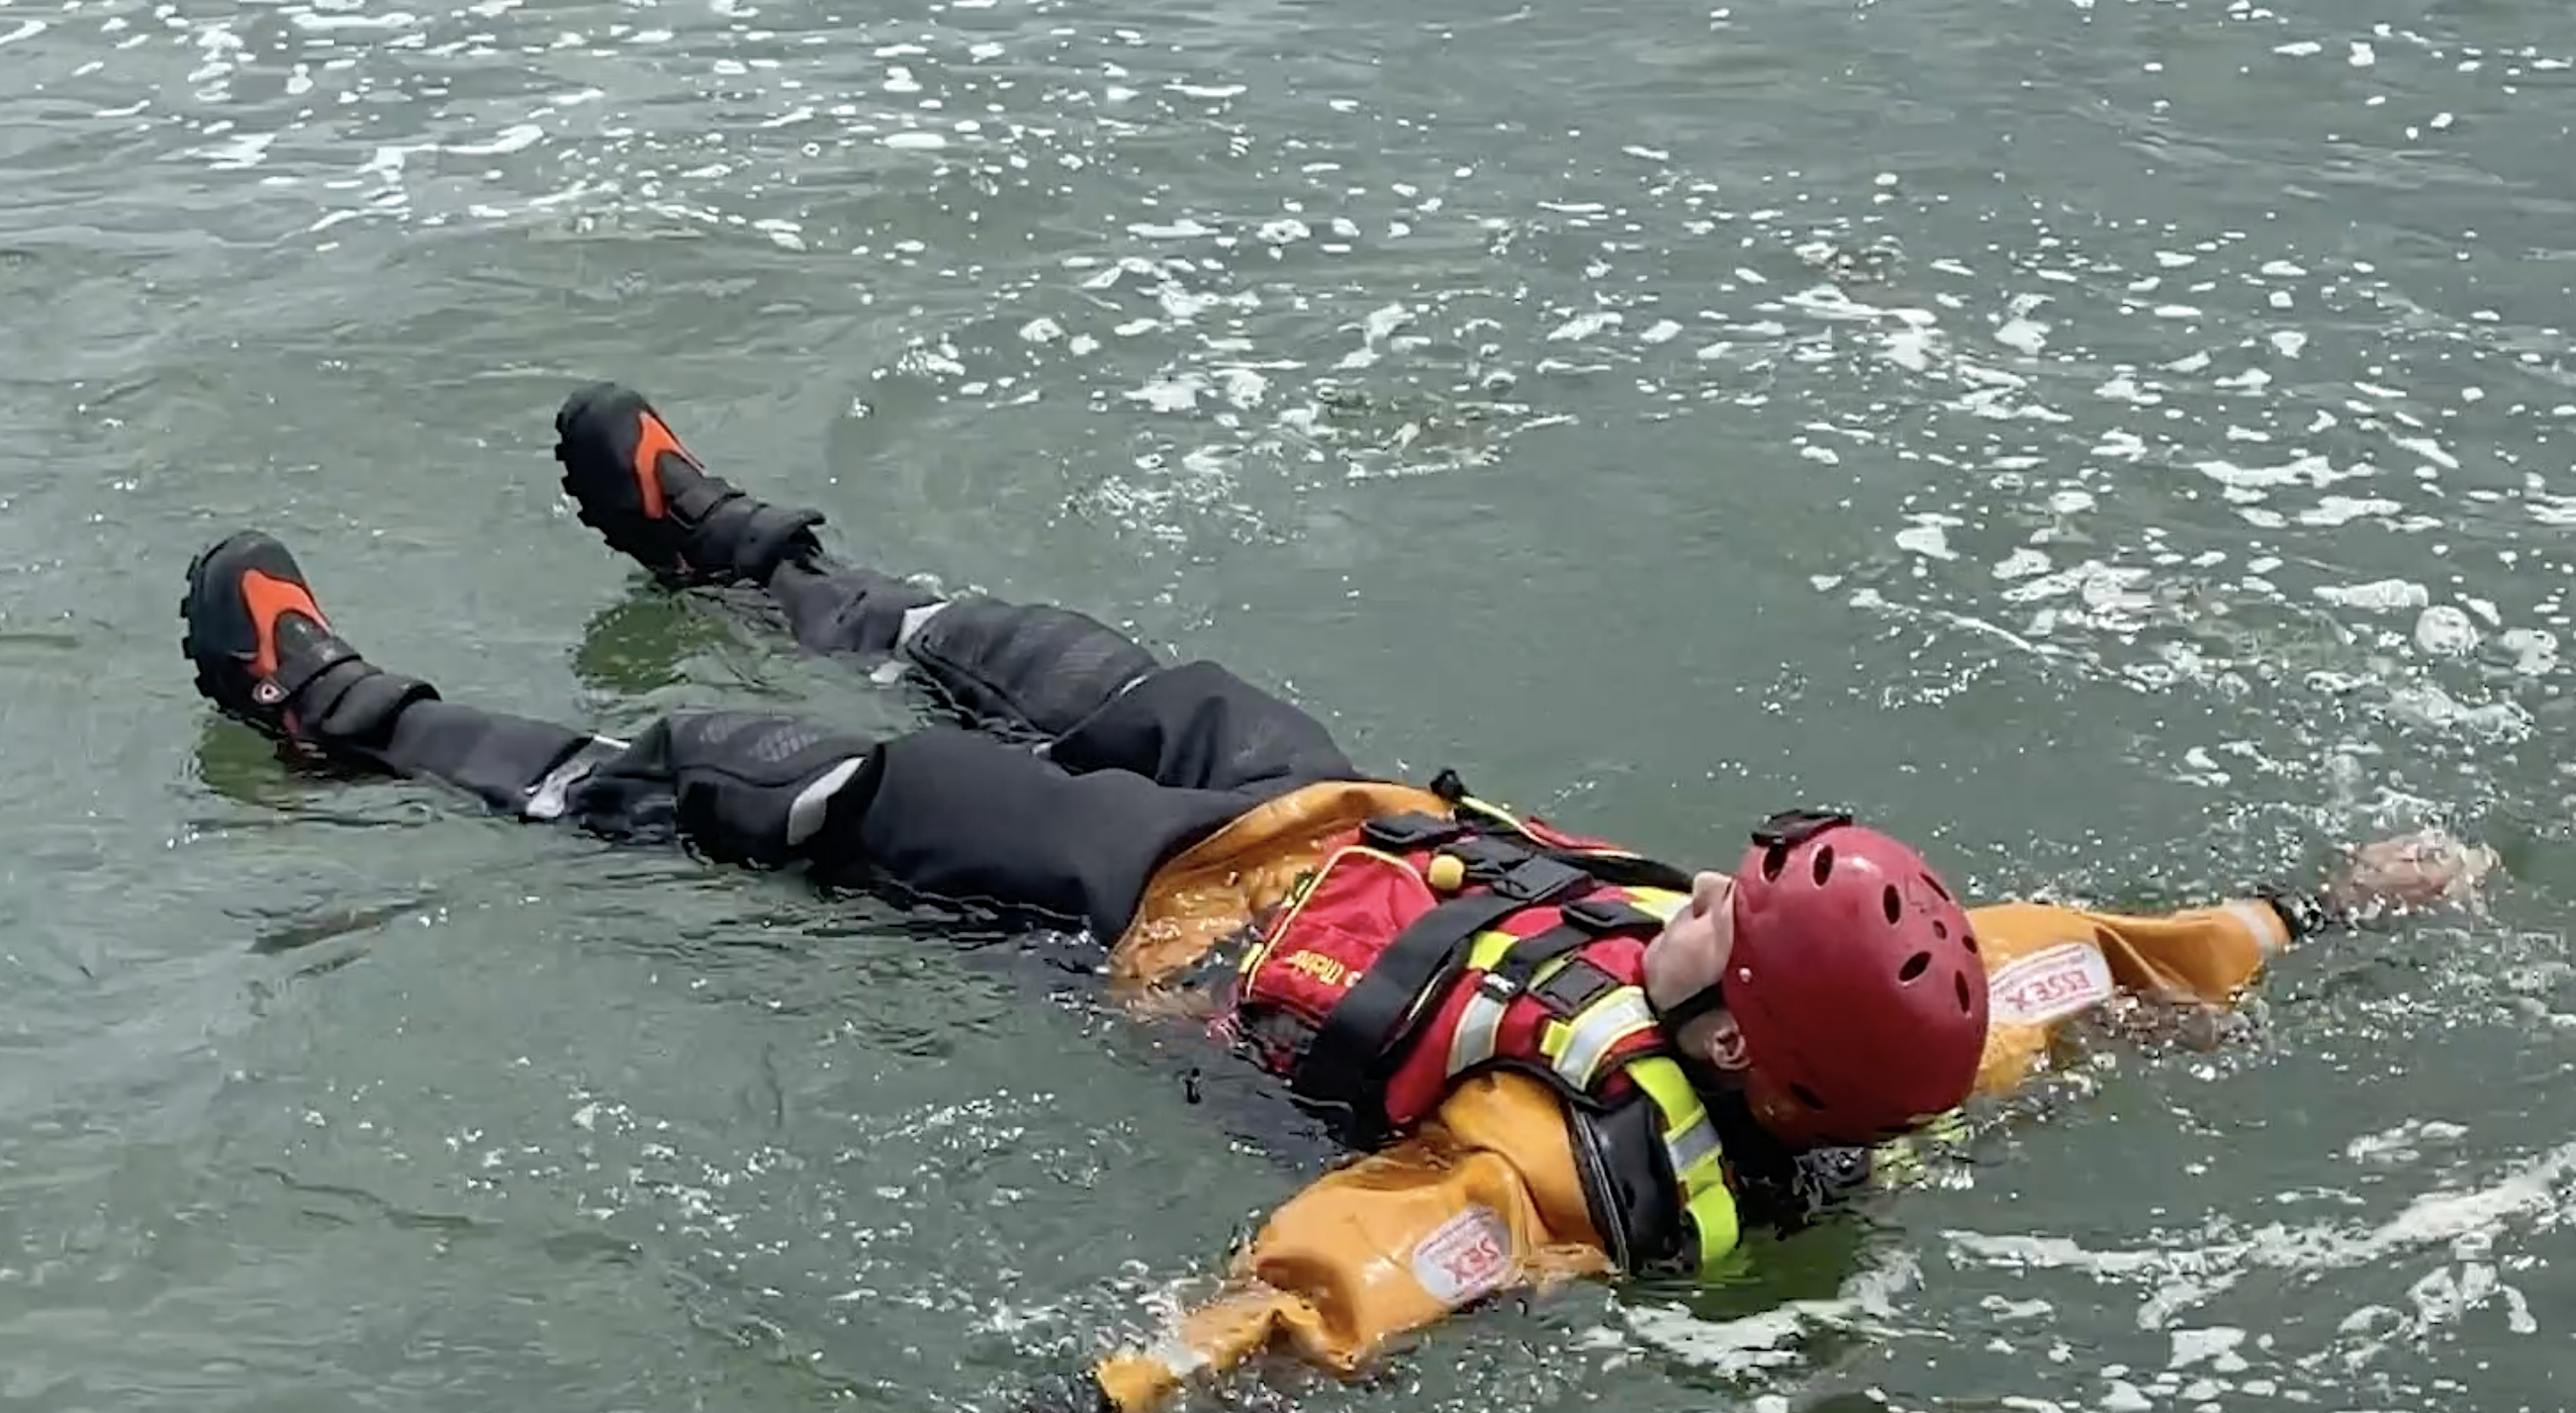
<box><xmin>1412</xmin><ymin>1204</ymin><xmax>1513</xmax><ymax>1307</ymax></box>
<box><xmin>1988</xmin><ymin>941</ymin><xmax>2115</xmax><ymax>1026</ymax></box>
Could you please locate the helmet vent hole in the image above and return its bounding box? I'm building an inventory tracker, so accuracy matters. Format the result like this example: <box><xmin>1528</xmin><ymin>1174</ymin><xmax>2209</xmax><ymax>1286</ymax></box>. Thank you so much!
<box><xmin>1932</xmin><ymin>918</ymin><xmax>1949</xmax><ymax>939</ymax></box>
<box><xmin>1962</xmin><ymin>929</ymin><xmax>1980</xmax><ymax>955</ymax></box>
<box><xmin>1882</xmin><ymin>885</ymin><xmax>1901</xmax><ymax>924</ymax></box>
<box><xmin>1762</xmin><ymin>845</ymin><xmax>1789</xmax><ymax>882</ymax></box>
<box><xmin>1790</xmin><ymin>1083</ymin><xmax>1826</xmax><ymax>1110</ymax></box>
<box><xmin>1811</xmin><ymin>846</ymin><xmax>1835</xmax><ymax>886</ymax></box>
<box><xmin>1898</xmin><ymin>950</ymin><xmax>1931</xmax><ymax>983</ymax></box>
<box><xmin>1922</xmin><ymin>871</ymin><xmax>1953</xmax><ymax>902</ymax></box>
<box><xmin>1955</xmin><ymin>973</ymin><xmax>1975</xmax><ymax>1012</ymax></box>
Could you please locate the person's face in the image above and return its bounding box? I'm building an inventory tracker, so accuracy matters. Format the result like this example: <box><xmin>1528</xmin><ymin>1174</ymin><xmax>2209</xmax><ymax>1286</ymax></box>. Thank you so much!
<box><xmin>1643</xmin><ymin>870</ymin><xmax>1747</xmax><ymax>1076</ymax></box>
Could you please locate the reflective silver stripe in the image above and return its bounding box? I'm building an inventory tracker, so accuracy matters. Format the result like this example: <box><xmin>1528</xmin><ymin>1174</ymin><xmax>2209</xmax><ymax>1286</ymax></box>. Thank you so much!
<box><xmin>892</xmin><ymin>601</ymin><xmax>951</xmax><ymax>651</ymax></box>
<box><xmin>1552</xmin><ymin>989</ymin><xmax>1658</xmax><ymax>1091</ymax></box>
<box><xmin>1146</xmin><ymin>1330</ymin><xmax>1209</xmax><ymax>1378</ymax></box>
<box><xmin>1663</xmin><ymin>1110</ymin><xmax>1722</xmax><ymax>1179</ymax></box>
<box><xmin>2226</xmin><ymin>899</ymin><xmax>2290</xmax><ymax>956</ymax></box>
<box><xmin>520</xmin><ymin>735</ymin><xmax>630</xmax><ymax>821</ymax></box>
<box><xmin>1448</xmin><ymin>988</ymin><xmax>1509</xmax><ymax>1077</ymax></box>
<box><xmin>784</xmin><ymin>756</ymin><xmax>870</xmax><ymax>848</ymax></box>
<box><xmin>875</xmin><ymin>602</ymin><xmax>956</xmax><ymax>685</ymax></box>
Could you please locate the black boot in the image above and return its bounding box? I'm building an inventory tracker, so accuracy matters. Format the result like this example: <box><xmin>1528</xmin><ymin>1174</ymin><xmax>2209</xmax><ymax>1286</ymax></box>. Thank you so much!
<box><xmin>553</xmin><ymin>382</ymin><xmax>827</xmax><ymax>587</ymax></box>
<box><xmin>179</xmin><ymin>531</ymin><xmax>438</xmax><ymax>760</ymax></box>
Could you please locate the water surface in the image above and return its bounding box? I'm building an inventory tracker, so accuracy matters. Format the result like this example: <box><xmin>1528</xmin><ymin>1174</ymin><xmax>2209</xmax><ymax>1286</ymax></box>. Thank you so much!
<box><xmin>3</xmin><ymin>0</ymin><xmax>2573</xmax><ymax>1409</ymax></box>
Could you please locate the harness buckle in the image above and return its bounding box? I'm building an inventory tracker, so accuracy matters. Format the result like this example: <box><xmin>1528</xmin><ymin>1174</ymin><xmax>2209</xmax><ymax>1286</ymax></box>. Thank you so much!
<box><xmin>1560</xmin><ymin>895</ymin><xmax>1660</xmax><ymax>937</ymax></box>
<box><xmin>1530</xmin><ymin>958</ymin><xmax>1622</xmax><ymax>1017</ymax></box>
<box><xmin>1476</xmin><ymin>970</ymin><xmax>1520</xmax><ymax>1004</ymax></box>
<box><xmin>1361</xmin><ymin>811</ymin><xmax>1466</xmax><ymax>851</ymax></box>
<box><xmin>1488</xmin><ymin>855</ymin><xmax>1593</xmax><ymax>905</ymax></box>
<box><xmin>1445</xmin><ymin>834</ymin><xmax>1530</xmax><ymax>875</ymax></box>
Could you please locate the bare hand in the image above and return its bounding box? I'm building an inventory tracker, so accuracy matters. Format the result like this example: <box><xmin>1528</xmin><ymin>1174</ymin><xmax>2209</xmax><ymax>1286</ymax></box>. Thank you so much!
<box><xmin>2321</xmin><ymin>827</ymin><xmax>2499</xmax><ymax>921</ymax></box>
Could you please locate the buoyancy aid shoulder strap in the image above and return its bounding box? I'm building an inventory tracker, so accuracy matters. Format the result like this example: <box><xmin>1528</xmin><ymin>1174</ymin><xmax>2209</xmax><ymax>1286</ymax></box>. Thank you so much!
<box><xmin>1571</xmin><ymin>1060</ymin><xmax>1742</xmax><ymax>1275</ymax></box>
<box><xmin>1440</xmin><ymin>899</ymin><xmax>1671</xmax><ymax>1095</ymax></box>
<box><xmin>1356</xmin><ymin>810</ymin><xmax>1465</xmax><ymax>852</ymax></box>
<box><xmin>1290</xmin><ymin>828</ymin><xmax>1604</xmax><ymax>1126</ymax></box>
<box><xmin>1625</xmin><ymin>1056</ymin><xmax>1741</xmax><ymax>1270</ymax></box>
<box><xmin>1487</xmin><ymin>896</ymin><xmax>1664</xmax><ymax>993</ymax></box>
<box><xmin>1419</xmin><ymin>771</ymin><xmax>1699</xmax><ymax>894</ymax></box>
<box><xmin>1296</xmin><ymin>895</ymin><xmax>1668</xmax><ymax>1140</ymax></box>
<box><xmin>1360</xmin><ymin>811</ymin><xmax>1617</xmax><ymax>897</ymax></box>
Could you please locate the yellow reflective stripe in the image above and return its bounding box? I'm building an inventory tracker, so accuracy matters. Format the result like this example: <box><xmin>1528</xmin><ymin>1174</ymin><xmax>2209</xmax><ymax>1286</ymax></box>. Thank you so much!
<box><xmin>1665</xmin><ymin>1111</ymin><xmax>1723</xmax><ymax>1185</ymax></box>
<box><xmin>1452</xmin><ymin>931</ymin><xmax>1580</xmax><ymax>1079</ymax></box>
<box><xmin>1448</xmin><ymin>905</ymin><xmax>1746</xmax><ymax>1271</ymax></box>
<box><xmin>1683</xmin><ymin>1183</ymin><xmax>1741</xmax><ymax>1269</ymax></box>
<box><xmin>1625</xmin><ymin>888</ymin><xmax>1689</xmax><ymax>922</ymax></box>
<box><xmin>1627</xmin><ymin>1055</ymin><xmax>1741</xmax><ymax>1268</ymax></box>
<box><xmin>1430</xmin><ymin>930</ymin><xmax>1524</xmax><ymax>1064</ymax></box>
<box><xmin>1547</xmin><ymin>989</ymin><xmax>1658</xmax><ymax>1091</ymax></box>
<box><xmin>1448</xmin><ymin>988</ymin><xmax>1508</xmax><ymax>1076</ymax></box>
<box><xmin>1465</xmin><ymin>930</ymin><xmax>1518</xmax><ymax>972</ymax></box>
<box><xmin>1627</xmin><ymin>1062</ymin><xmax>1730</xmax><ymax>1190</ymax></box>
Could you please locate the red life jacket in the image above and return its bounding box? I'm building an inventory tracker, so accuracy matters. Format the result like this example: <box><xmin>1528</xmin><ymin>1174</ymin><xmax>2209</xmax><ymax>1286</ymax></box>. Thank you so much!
<box><xmin>1225</xmin><ymin>804</ymin><xmax>1699</xmax><ymax>1140</ymax></box>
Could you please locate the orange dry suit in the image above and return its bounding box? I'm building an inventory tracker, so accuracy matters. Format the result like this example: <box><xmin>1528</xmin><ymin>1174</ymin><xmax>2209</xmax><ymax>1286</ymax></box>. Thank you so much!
<box><xmin>1089</xmin><ymin>775</ymin><xmax>2303</xmax><ymax>1412</ymax></box>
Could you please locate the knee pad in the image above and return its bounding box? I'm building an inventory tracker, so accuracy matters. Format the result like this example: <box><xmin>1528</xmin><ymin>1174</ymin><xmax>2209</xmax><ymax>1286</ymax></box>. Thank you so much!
<box><xmin>569</xmin><ymin>711</ymin><xmax>882</xmax><ymax>865</ymax></box>
<box><xmin>904</xmin><ymin>599</ymin><xmax>1158</xmax><ymax>737</ymax></box>
<box><xmin>787</xmin><ymin>565</ymin><xmax>944</xmax><ymax>655</ymax></box>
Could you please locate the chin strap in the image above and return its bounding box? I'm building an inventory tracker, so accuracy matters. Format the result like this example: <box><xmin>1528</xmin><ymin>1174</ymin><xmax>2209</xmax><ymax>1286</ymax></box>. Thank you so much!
<box><xmin>1655</xmin><ymin>983</ymin><xmax>1729</xmax><ymax>1034</ymax></box>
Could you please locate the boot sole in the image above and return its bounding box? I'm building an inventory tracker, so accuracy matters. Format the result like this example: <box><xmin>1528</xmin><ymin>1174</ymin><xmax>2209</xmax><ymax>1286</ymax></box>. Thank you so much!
<box><xmin>555</xmin><ymin>384</ymin><xmax>694</xmax><ymax>583</ymax></box>
<box><xmin>561</xmin><ymin>462</ymin><xmax>681</xmax><ymax>576</ymax></box>
<box><xmin>178</xmin><ymin>531</ymin><xmax>287</xmax><ymax>734</ymax></box>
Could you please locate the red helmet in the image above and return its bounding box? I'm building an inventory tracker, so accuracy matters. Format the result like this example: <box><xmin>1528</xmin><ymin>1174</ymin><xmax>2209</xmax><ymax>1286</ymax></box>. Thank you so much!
<box><xmin>1724</xmin><ymin>809</ymin><xmax>1987</xmax><ymax>1147</ymax></box>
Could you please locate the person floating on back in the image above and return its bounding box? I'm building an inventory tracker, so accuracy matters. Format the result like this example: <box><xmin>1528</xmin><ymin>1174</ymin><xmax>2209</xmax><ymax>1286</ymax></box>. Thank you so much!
<box><xmin>177</xmin><ymin>381</ymin><xmax>2496</xmax><ymax>1411</ymax></box>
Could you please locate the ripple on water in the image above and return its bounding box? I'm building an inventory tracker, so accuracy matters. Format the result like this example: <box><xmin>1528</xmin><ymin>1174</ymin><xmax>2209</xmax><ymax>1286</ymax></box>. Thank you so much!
<box><xmin>9</xmin><ymin>0</ymin><xmax>2576</xmax><ymax>1409</ymax></box>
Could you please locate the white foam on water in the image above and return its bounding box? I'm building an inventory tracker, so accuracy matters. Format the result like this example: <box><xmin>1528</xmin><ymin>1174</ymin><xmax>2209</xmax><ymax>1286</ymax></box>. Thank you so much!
<box><xmin>2414</xmin><ymin>605</ymin><xmax>2480</xmax><ymax>655</ymax></box>
<box><xmin>1546</xmin><ymin>311</ymin><xmax>1622</xmax><ymax>342</ymax></box>
<box><xmin>1950</xmin><ymin>1130</ymin><xmax>2576</xmax><ymax>1345</ymax></box>
<box><xmin>1620</xmin><ymin>1246</ymin><xmax>1922</xmax><ymax>1372</ymax></box>
<box><xmin>2315</xmin><ymin>579</ymin><xmax>2430</xmax><ymax>612</ymax></box>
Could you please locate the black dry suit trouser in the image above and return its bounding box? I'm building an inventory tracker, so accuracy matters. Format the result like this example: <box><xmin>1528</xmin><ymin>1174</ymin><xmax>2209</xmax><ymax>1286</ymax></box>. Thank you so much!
<box><xmin>295</xmin><ymin>553</ymin><xmax>1360</xmax><ymax>942</ymax></box>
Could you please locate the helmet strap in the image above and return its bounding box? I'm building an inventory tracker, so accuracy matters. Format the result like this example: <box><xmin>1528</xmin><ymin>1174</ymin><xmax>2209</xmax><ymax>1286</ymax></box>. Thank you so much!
<box><xmin>1656</xmin><ymin>983</ymin><xmax>1730</xmax><ymax>1034</ymax></box>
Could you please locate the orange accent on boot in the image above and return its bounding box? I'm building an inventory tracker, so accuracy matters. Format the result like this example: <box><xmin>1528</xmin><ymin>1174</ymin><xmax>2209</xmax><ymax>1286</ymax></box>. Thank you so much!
<box><xmin>628</xmin><ymin>413</ymin><xmax>698</xmax><ymax>521</ymax></box>
<box><xmin>239</xmin><ymin>568</ymin><xmax>329</xmax><ymax>680</ymax></box>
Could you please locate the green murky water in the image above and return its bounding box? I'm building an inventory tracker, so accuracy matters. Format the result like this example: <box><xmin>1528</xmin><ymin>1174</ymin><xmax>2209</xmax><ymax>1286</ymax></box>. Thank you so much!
<box><xmin>5</xmin><ymin>0</ymin><xmax>2575</xmax><ymax>1408</ymax></box>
